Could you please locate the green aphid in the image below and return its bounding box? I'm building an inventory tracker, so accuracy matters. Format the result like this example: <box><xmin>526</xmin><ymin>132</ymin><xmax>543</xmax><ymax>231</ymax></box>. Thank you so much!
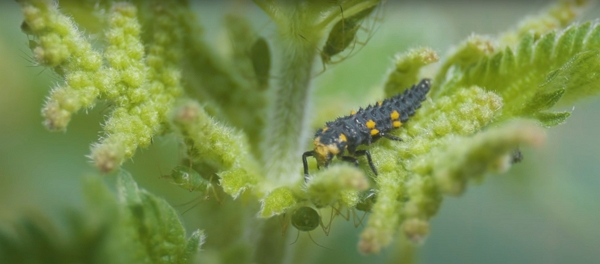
<box><xmin>20</xmin><ymin>20</ymin><xmax>33</xmax><ymax>35</ymax></box>
<box><xmin>290</xmin><ymin>206</ymin><xmax>333</xmax><ymax>248</ymax></box>
<box><xmin>20</xmin><ymin>21</ymin><xmax>39</xmax><ymax>56</ymax></box>
<box><xmin>320</xmin><ymin>5</ymin><xmax>378</xmax><ymax>65</ymax></box>
<box><xmin>164</xmin><ymin>165</ymin><xmax>219</xmax><ymax>201</ymax></box>
<box><xmin>355</xmin><ymin>188</ymin><xmax>377</xmax><ymax>213</ymax></box>
<box><xmin>291</xmin><ymin>206</ymin><xmax>322</xmax><ymax>232</ymax></box>
<box><xmin>334</xmin><ymin>189</ymin><xmax>377</xmax><ymax>227</ymax></box>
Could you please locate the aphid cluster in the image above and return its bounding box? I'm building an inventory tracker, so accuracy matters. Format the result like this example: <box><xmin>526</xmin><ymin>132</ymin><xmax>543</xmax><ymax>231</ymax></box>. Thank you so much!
<box><xmin>303</xmin><ymin>79</ymin><xmax>431</xmax><ymax>179</ymax></box>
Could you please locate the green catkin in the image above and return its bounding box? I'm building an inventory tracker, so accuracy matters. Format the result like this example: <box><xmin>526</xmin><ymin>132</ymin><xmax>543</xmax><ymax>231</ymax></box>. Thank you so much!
<box><xmin>21</xmin><ymin>0</ymin><xmax>103</xmax><ymax>130</ymax></box>
<box><xmin>170</xmin><ymin>100</ymin><xmax>261</xmax><ymax>198</ymax></box>
<box><xmin>306</xmin><ymin>165</ymin><xmax>369</xmax><ymax>208</ymax></box>
<box><xmin>358</xmin><ymin>86</ymin><xmax>503</xmax><ymax>254</ymax></box>
<box><xmin>384</xmin><ymin>47</ymin><xmax>439</xmax><ymax>97</ymax></box>
<box><xmin>92</xmin><ymin>1</ymin><xmax>185</xmax><ymax>172</ymax></box>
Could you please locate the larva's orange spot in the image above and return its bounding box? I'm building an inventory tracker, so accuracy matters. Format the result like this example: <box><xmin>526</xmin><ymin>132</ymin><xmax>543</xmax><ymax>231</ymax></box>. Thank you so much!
<box><xmin>393</xmin><ymin>121</ymin><xmax>402</xmax><ymax>128</ymax></box>
<box><xmin>390</xmin><ymin>110</ymin><xmax>400</xmax><ymax>120</ymax></box>
<box><xmin>370</xmin><ymin>129</ymin><xmax>379</xmax><ymax>136</ymax></box>
<box><xmin>366</xmin><ymin>120</ymin><xmax>376</xmax><ymax>129</ymax></box>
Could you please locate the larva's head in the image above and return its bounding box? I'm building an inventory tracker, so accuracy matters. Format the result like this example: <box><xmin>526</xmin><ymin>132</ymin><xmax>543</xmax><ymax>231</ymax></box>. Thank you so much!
<box><xmin>313</xmin><ymin>127</ymin><xmax>347</xmax><ymax>167</ymax></box>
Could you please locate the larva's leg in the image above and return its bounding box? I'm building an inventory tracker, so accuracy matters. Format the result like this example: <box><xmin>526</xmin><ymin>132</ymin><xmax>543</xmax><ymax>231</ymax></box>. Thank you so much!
<box><xmin>302</xmin><ymin>151</ymin><xmax>315</xmax><ymax>181</ymax></box>
<box><xmin>355</xmin><ymin>150</ymin><xmax>377</xmax><ymax>176</ymax></box>
<box><xmin>341</xmin><ymin>156</ymin><xmax>359</xmax><ymax>167</ymax></box>
<box><xmin>381</xmin><ymin>132</ymin><xmax>403</xmax><ymax>141</ymax></box>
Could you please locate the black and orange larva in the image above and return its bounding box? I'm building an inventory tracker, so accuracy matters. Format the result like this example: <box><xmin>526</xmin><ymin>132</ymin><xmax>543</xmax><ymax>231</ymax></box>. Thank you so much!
<box><xmin>302</xmin><ymin>79</ymin><xmax>431</xmax><ymax>180</ymax></box>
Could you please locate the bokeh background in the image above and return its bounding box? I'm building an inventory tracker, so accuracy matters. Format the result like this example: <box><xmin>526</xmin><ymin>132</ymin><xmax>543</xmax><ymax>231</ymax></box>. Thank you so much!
<box><xmin>0</xmin><ymin>1</ymin><xmax>599</xmax><ymax>263</ymax></box>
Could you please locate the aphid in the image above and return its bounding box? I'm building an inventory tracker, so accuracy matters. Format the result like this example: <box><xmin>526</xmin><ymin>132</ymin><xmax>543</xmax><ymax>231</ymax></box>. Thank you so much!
<box><xmin>332</xmin><ymin>189</ymin><xmax>377</xmax><ymax>227</ymax></box>
<box><xmin>353</xmin><ymin>189</ymin><xmax>377</xmax><ymax>226</ymax></box>
<box><xmin>291</xmin><ymin>206</ymin><xmax>322</xmax><ymax>232</ymax></box>
<box><xmin>320</xmin><ymin>4</ymin><xmax>379</xmax><ymax>65</ymax></box>
<box><xmin>355</xmin><ymin>188</ymin><xmax>377</xmax><ymax>213</ymax></box>
<box><xmin>19</xmin><ymin>20</ymin><xmax>53</xmax><ymax>77</ymax></box>
<box><xmin>20</xmin><ymin>21</ymin><xmax>40</xmax><ymax>60</ymax></box>
<box><xmin>21</xmin><ymin>20</ymin><xmax>33</xmax><ymax>35</ymax></box>
<box><xmin>162</xmin><ymin>165</ymin><xmax>220</xmax><ymax>202</ymax></box>
<box><xmin>289</xmin><ymin>206</ymin><xmax>333</xmax><ymax>249</ymax></box>
<box><xmin>302</xmin><ymin>79</ymin><xmax>431</xmax><ymax>180</ymax></box>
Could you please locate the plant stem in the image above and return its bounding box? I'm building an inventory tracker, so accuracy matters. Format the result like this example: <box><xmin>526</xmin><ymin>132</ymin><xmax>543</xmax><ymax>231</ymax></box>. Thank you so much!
<box><xmin>262</xmin><ymin>23</ymin><xmax>319</xmax><ymax>185</ymax></box>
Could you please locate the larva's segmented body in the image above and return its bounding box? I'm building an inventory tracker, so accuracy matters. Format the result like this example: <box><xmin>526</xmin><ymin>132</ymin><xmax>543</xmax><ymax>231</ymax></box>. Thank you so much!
<box><xmin>303</xmin><ymin>79</ymin><xmax>431</xmax><ymax>179</ymax></box>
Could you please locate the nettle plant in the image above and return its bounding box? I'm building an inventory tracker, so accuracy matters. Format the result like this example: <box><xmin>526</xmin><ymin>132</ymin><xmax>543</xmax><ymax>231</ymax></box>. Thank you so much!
<box><xmin>12</xmin><ymin>0</ymin><xmax>600</xmax><ymax>263</ymax></box>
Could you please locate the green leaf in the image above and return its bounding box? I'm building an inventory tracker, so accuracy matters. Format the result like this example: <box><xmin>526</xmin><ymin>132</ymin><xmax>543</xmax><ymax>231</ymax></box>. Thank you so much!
<box><xmin>183</xmin><ymin>230</ymin><xmax>205</xmax><ymax>262</ymax></box>
<box><xmin>545</xmin><ymin>51</ymin><xmax>600</xmax><ymax>104</ymax></box>
<box><xmin>554</xmin><ymin>24</ymin><xmax>580</xmax><ymax>60</ymax></box>
<box><xmin>533</xmin><ymin>31</ymin><xmax>556</xmax><ymax>64</ymax></box>
<box><xmin>534</xmin><ymin>111</ymin><xmax>572</xmax><ymax>127</ymax></box>
<box><xmin>250</xmin><ymin>37</ymin><xmax>271</xmax><ymax>89</ymax></box>
<box><xmin>438</xmin><ymin>23</ymin><xmax>600</xmax><ymax>122</ymax></box>
<box><xmin>520</xmin><ymin>88</ymin><xmax>565</xmax><ymax>114</ymax></box>
<box><xmin>516</xmin><ymin>33</ymin><xmax>535</xmax><ymax>66</ymax></box>
<box><xmin>116</xmin><ymin>171</ymin><xmax>200</xmax><ymax>264</ymax></box>
<box><xmin>117</xmin><ymin>170</ymin><xmax>143</xmax><ymax>205</ymax></box>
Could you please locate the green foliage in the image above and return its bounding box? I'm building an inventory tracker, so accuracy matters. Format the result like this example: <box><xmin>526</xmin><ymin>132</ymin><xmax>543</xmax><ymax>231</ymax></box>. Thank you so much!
<box><xmin>0</xmin><ymin>172</ymin><xmax>202</xmax><ymax>264</ymax></box>
<box><xmin>436</xmin><ymin>21</ymin><xmax>600</xmax><ymax>127</ymax></box>
<box><xmin>354</xmin><ymin>2</ymin><xmax>600</xmax><ymax>252</ymax></box>
<box><xmin>116</xmin><ymin>171</ymin><xmax>203</xmax><ymax>263</ymax></box>
<box><xmin>0</xmin><ymin>211</ymin><xmax>112</xmax><ymax>264</ymax></box>
<box><xmin>10</xmin><ymin>0</ymin><xmax>600</xmax><ymax>262</ymax></box>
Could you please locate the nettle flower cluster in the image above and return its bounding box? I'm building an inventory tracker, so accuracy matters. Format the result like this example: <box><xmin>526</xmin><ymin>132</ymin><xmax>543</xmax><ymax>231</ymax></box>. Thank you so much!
<box><xmin>17</xmin><ymin>0</ymin><xmax>600</xmax><ymax>261</ymax></box>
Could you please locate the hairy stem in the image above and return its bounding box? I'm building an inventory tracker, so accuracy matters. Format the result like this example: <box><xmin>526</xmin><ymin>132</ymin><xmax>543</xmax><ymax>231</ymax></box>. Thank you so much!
<box><xmin>262</xmin><ymin>24</ymin><xmax>319</xmax><ymax>185</ymax></box>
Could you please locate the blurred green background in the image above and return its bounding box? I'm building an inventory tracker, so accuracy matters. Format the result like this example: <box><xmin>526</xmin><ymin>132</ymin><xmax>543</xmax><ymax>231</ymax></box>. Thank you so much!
<box><xmin>0</xmin><ymin>1</ymin><xmax>599</xmax><ymax>263</ymax></box>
